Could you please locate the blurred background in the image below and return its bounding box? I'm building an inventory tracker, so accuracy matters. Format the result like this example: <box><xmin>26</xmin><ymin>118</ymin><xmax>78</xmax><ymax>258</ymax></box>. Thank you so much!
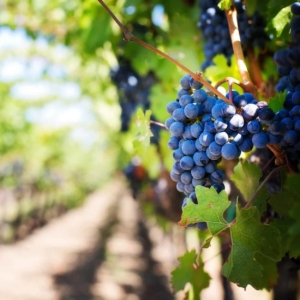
<box><xmin>0</xmin><ymin>0</ymin><xmax>287</xmax><ymax>299</ymax></box>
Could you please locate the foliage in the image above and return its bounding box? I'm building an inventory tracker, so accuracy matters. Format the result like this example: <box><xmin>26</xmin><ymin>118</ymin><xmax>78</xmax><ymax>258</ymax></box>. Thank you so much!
<box><xmin>1</xmin><ymin>0</ymin><xmax>300</xmax><ymax>298</ymax></box>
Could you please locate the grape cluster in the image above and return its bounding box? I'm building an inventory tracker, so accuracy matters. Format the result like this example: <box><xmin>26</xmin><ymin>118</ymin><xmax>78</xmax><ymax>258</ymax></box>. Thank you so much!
<box><xmin>271</xmin><ymin>4</ymin><xmax>300</xmax><ymax>159</ymax></box>
<box><xmin>166</xmin><ymin>75</ymin><xmax>277</xmax><ymax>212</ymax></box>
<box><xmin>111</xmin><ymin>57</ymin><xmax>161</xmax><ymax>144</ymax></box>
<box><xmin>198</xmin><ymin>0</ymin><xmax>268</xmax><ymax>70</ymax></box>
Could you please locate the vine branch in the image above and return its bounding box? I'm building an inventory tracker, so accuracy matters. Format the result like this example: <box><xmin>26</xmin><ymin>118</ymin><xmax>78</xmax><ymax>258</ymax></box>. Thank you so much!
<box><xmin>98</xmin><ymin>0</ymin><xmax>231</xmax><ymax>103</ymax></box>
<box><xmin>244</xmin><ymin>165</ymin><xmax>285</xmax><ymax>210</ymax></box>
<box><xmin>225</xmin><ymin>7</ymin><xmax>257</xmax><ymax>98</ymax></box>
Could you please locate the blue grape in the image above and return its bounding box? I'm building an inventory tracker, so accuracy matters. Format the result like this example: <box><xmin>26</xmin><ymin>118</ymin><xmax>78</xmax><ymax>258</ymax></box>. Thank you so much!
<box><xmin>180</xmin><ymin>75</ymin><xmax>192</xmax><ymax>89</ymax></box>
<box><xmin>181</xmin><ymin>172</ymin><xmax>193</xmax><ymax>184</ymax></box>
<box><xmin>211</xmin><ymin>169</ymin><xmax>225</xmax><ymax>184</ymax></box>
<box><xmin>180</xmin><ymin>156</ymin><xmax>194</xmax><ymax>170</ymax></box>
<box><xmin>208</xmin><ymin>141</ymin><xmax>222</xmax><ymax>156</ymax></box>
<box><xmin>195</xmin><ymin>139</ymin><xmax>208</xmax><ymax>151</ymax></box>
<box><xmin>168</xmin><ymin>136</ymin><xmax>179</xmax><ymax>150</ymax></box>
<box><xmin>170</xmin><ymin>121</ymin><xmax>184</xmax><ymax>137</ymax></box>
<box><xmin>258</xmin><ymin>107</ymin><xmax>275</xmax><ymax>124</ymax></box>
<box><xmin>179</xmin><ymin>94</ymin><xmax>194</xmax><ymax>107</ymax></box>
<box><xmin>215</xmin><ymin>131</ymin><xmax>228</xmax><ymax>145</ymax></box>
<box><xmin>165</xmin><ymin>117</ymin><xmax>175</xmax><ymax>130</ymax></box>
<box><xmin>191</xmin><ymin>123</ymin><xmax>204</xmax><ymax>138</ymax></box>
<box><xmin>182</xmin><ymin>140</ymin><xmax>197</xmax><ymax>155</ymax></box>
<box><xmin>176</xmin><ymin>181</ymin><xmax>185</xmax><ymax>192</ymax></box>
<box><xmin>184</xmin><ymin>183</ymin><xmax>195</xmax><ymax>194</ymax></box>
<box><xmin>173</xmin><ymin>162</ymin><xmax>184</xmax><ymax>175</ymax></box>
<box><xmin>193</xmin><ymin>89</ymin><xmax>208</xmax><ymax>103</ymax></box>
<box><xmin>193</xmin><ymin>151</ymin><xmax>209</xmax><ymax>166</ymax></box>
<box><xmin>242</xmin><ymin>103</ymin><xmax>259</xmax><ymax>120</ymax></box>
<box><xmin>214</xmin><ymin>117</ymin><xmax>228</xmax><ymax>131</ymax></box>
<box><xmin>173</xmin><ymin>148</ymin><xmax>185</xmax><ymax>161</ymax></box>
<box><xmin>199</xmin><ymin>131</ymin><xmax>215</xmax><ymax>146</ymax></box>
<box><xmin>252</xmin><ymin>132</ymin><xmax>269</xmax><ymax>148</ymax></box>
<box><xmin>184</xmin><ymin>103</ymin><xmax>200</xmax><ymax>118</ymax></box>
<box><xmin>205</xmin><ymin>162</ymin><xmax>216</xmax><ymax>173</ymax></box>
<box><xmin>283</xmin><ymin>130</ymin><xmax>298</xmax><ymax>145</ymax></box>
<box><xmin>281</xmin><ymin>117</ymin><xmax>294</xmax><ymax>131</ymax></box>
<box><xmin>191</xmin><ymin>165</ymin><xmax>206</xmax><ymax>179</ymax></box>
<box><xmin>202</xmin><ymin>97</ymin><xmax>217</xmax><ymax>113</ymax></box>
<box><xmin>229</xmin><ymin>114</ymin><xmax>245</xmax><ymax>131</ymax></box>
<box><xmin>182</xmin><ymin>125</ymin><xmax>193</xmax><ymax>139</ymax></box>
<box><xmin>238</xmin><ymin>137</ymin><xmax>253</xmax><ymax>152</ymax></box>
<box><xmin>247</xmin><ymin>119</ymin><xmax>261</xmax><ymax>133</ymax></box>
<box><xmin>173</xmin><ymin>108</ymin><xmax>187</xmax><ymax>122</ymax></box>
<box><xmin>167</xmin><ymin>101</ymin><xmax>181</xmax><ymax>115</ymax></box>
<box><xmin>221</xmin><ymin>143</ymin><xmax>239</xmax><ymax>160</ymax></box>
<box><xmin>192</xmin><ymin>178</ymin><xmax>206</xmax><ymax>187</ymax></box>
<box><xmin>170</xmin><ymin>171</ymin><xmax>181</xmax><ymax>182</ymax></box>
<box><xmin>230</xmin><ymin>132</ymin><xmax>244</xmax><ymax>145</ymax></box>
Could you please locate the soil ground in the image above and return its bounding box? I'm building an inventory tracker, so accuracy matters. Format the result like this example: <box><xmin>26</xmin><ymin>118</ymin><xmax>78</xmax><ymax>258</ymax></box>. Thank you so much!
<box><xmin>0</xmin><ymin>178</ymin><xmax>271</xmax><ymax>300</ymax></box>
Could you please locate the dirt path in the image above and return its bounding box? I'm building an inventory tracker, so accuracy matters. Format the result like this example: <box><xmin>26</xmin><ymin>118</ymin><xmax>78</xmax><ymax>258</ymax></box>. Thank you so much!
<box><xmin>0</xmin><ymin>179</ymin><xmax>178</xmax><ymax>300</ymax></box>
<box><xmin>0</xmin><ymin>178</ymin><xmax>272</xmax><ymax>300</ymax></box>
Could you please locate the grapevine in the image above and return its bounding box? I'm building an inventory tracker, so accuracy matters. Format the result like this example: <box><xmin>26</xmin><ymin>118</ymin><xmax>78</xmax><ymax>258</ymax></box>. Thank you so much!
<box><xmin>98</xmin><ymin>0</ymin><xmax>300</xmax><ymax>299</ymax></box>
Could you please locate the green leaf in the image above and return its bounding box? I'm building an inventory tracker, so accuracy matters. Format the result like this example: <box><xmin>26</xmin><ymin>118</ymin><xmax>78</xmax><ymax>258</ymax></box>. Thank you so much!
<box><xmin>268</xmin><ymin>173</ymin><xmax>300</xmax><ymax>217</ymax></box>
<box><xmin>230</xmin><ymin>161</ymin><xmax>263</xmax><ymax>202</ymax></box>
<box><xmin>218</xmin><ymin>0</ymin><xmax>232</xmax><ymax>10</ymax></box>
<box><xmin>267</xmin><ymin>0</ymin><xmax>294</xmax><ymax>23</ymax></box>
<box><xmin>171</xmin><ymin>249</ymin><xmax>210</xmax><ymax>300</ymax></box>
<box><xmin>271</xmin><ymin>218</ymin><xmax>300</xmax><ymax>259</ymax></box>
<box><xmin>132</xmin><ymin>108</ymin><xmax>153</xmax><ymax>154</ymax></box>
<box><xmin>180</xmin><ymin>186</ymin><xmax>230</xmax><ymax>236</ymax></box>
<box><xmin>205</xmin><ymin>55</ymin><xmax>242</xmax><ymax>93</ymax></box>
<box><xmin>222</xmin><ymin>206</ymin><xmax>282</xmax><ymax>290</ymax></box>
<box><xmin>269</xmin><ymin>174</ymin><xmax>300</xmax><ymax>258</ymax></box>
<box><xmin>245</xmin><ymin>0</ymin><xmax>258</xmax><ymax>16</ymax></box>
<box><xmin>272</xmin><ymin>6</ymin><xmax>292</xmax><ymax>37</ymax></box>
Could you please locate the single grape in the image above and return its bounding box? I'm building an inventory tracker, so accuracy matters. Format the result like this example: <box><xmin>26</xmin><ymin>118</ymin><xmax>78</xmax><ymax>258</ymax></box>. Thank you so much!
<box><xmin>182</xmin><ymin>140</ymin><xmax>197</xmax><ymax>155</ymax></box>
<box><xmin>181</xmin><ymin>172</ymin><xmax>193</xmax><ymax>184</ymax></box>
<box><xmin>167</xmin><ymin>101</ymin><xmax>181</xmax><ymax>115</ymax></box>
<box><xmin>180</xmin><ymin>156</ymin><xmax>194</xmax><ymax>170</ymax></box>
<box><xmin>169</xmin><ymin>121</ymin><xmax>185</xmax><ymax>137</ymax></box>
<box><xmin>221</xmin><ymin>143</ymin><xmax>239</xmax><ymax>160</ymax></box>
<box><xmin>252</xmin><ymin>132</ymin><xmax>269</xmax><ymax>148</ymax></box>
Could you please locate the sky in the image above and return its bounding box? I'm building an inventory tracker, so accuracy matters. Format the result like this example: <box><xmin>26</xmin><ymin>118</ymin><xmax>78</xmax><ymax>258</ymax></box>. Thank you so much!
<box><xmin>0</xmin><ymin>26</ymin><xmax>98</xmax><ymax>146</ymax></box>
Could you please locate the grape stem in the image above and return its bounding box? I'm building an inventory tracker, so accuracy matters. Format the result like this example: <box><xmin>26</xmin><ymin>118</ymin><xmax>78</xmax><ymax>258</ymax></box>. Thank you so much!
<box><xmin>244</xmin><ymin>165</ymin><xmax>285</xmax><ymax>210</ymax></box>
<box><xmin>215</xmin><ymin>77</ymin><xmax>247</xmax><ymax>102</ymax></box>
<box><xmin>225</xmin><ymin>7</ymin><xmax>257</xmax><ymax>98</ymax></box>
<box><xmin>97</xmin><ymin>0</ymin><xmax>231</xmax><ymax>103</ymax></box>
<box><xmin>150</xmin><ymin>120</ymin><xmax>165</xmax><ymax>128</ymax></box>
<box><xmin>247</xmin><ymin>48</ymin><xmax>267</xmax><ymax>97</ymax></box>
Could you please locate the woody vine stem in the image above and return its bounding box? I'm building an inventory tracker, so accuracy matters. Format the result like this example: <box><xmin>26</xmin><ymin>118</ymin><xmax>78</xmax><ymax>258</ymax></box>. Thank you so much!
<box><xmin>97</xmin><ymin>0</ymin><xmax>231</xmax><ymax>103</ymax></box>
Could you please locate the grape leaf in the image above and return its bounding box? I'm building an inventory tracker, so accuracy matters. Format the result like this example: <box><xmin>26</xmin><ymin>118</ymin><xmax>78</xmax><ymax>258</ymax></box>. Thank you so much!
<box><xmin>218</xmin><ymin>0</ymin><xmax>232</xmax><ymax>10</ymax></box>
<box><xmin>272</xmin><ymin>6</ymin><xmax>292</xmax><ymax>37</ymax></box>
<box><xmin>222</xmin><ymin>206</ymin><xmax>282</xmax><ymax>290</ymax></box>
<box><xmin>230</xmin><ymin>161</ymin><xmax>263</xmax><ymax>202</ymax></box>
<box><xmin>268</xmin><ymin>173</ymin><xmax>300</xmax><ymax>217</ymax></box>
<box><xmin>171</xmin><ymin>249</ymin><xmax>210</xmax><ymax>300</ymax></box>
<box><xmin>269</xmin><ymin>92</ymin><xmax>287</xmax><ymax>114</ymax></box>
<box><xmin>267</xmin><ymin>0</ymin><xmax>294</xmax><ymax>28</ymax></box>
<box><xmin>268</xmin><ymin>174</ymin><xmax>300</xmax><ymax>258</ymax></box>
<box><xmin>132</xmin><ymin>108</ymin><xmax>153</xmax><ymax>153</ymax></box>
<box><xmin>271</xmin><ymin>218</ymin><xmax>300</xmax><ymax>259</ymax></box>
<box><xmin>179</xmin><ymin>186</ymin><xmax>230</xmax><ymax>236</ymax></box>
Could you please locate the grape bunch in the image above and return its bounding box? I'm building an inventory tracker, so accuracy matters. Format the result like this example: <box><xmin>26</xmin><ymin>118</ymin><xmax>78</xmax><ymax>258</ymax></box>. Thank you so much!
<box><xmin>198</xmin><ymin>0</ymin><xmax>268</xmax><ymax>70</ymax></box>
<box><xmin>271</xmin><ymin>3</ymin><xmax>300</xmax><ymax>159</ymax></box>
<box><xmin>165</xmin><ymin>75</ymin><xmax>277</xmax><ymax>213</ymax></box>
<box><xmin>111</xmin><ymin>56</ymin><xmax>162</xmax><ymax>145</ymax></box>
